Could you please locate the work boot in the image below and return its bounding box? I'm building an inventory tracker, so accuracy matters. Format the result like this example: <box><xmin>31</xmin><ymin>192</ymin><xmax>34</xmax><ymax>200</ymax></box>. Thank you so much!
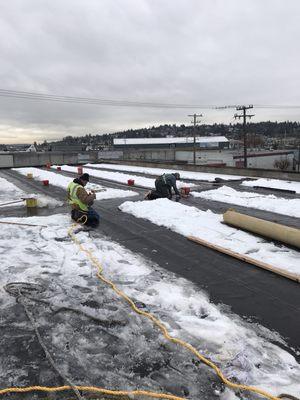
<box><xmin>144</xmin><ymin>191</ymin><xmax>151</xmax><ymax>200</ymax></box>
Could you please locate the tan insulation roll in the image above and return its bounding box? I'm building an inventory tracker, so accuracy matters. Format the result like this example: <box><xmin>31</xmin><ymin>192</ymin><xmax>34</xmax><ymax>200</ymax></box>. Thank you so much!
<box><xmin>223</xmin><ymin>210</ymin><xmax>300</xmax><ymax>249</ymax></box>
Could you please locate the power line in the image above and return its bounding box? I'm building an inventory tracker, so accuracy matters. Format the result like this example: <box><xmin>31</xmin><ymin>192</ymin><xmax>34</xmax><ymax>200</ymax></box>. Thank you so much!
<box><xmin>217</xmin><ymin>104</ymin><xmax>300</xmax><ymax>110</ymax></box>
<box><xmin>255</xmin><ymin>105</ymin><xmax>300</xmax><ymax>109</ymax></box>
<box><xmin>1</xmin><ymin>88</ymin><xmax>300</xmax><ymax>110</ymax></box>
<box><xmin>0</xmin><ymin>88</ymin><xmax>215</xmax><ymax>109</ymax></box>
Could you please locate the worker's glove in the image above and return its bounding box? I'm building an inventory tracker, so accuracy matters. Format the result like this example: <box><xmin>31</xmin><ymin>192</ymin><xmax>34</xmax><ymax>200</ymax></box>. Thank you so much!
<box><xmin>88</xmin><ymin>190</ymin><xmax>96</xmax><ymax>199</ymax></box>
<box><xmin>175</xmin><ymin>195</ymin><xmax>181</xmax><ymax>202</ymax></box>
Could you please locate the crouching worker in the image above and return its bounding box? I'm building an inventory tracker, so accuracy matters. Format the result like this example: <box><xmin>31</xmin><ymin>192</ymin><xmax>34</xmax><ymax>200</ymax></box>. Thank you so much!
<box><xmin>67</xmin><ymin>173</ymin><xmax>100</xmax><ymax>228</ymax></box>
<box><xmin>145</xmin><ymin>172</ymin><xmax>181</xmax><ymax>201</ymax></box>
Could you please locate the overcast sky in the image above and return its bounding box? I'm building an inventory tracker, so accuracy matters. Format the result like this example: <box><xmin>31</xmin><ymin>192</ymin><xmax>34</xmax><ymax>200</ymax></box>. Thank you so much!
<box><xmin>0</xmin><ymin>0</ymin><xmax>299</xmax><ymax>144</ymax></box>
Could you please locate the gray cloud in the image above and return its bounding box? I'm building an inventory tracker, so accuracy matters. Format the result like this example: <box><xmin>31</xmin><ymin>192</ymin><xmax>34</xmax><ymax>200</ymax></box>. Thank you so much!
<box><xmin>0</xmin><ymin>0</ymin><xmax>299</xmax><ymax>143</ymax></box>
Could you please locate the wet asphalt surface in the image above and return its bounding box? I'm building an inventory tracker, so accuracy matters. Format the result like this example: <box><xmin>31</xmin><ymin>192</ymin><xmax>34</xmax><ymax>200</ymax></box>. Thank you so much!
<box><xmin>0</xmin><ymin>167</ymin><xmax>300</xmax><ymax>399</ymax></box>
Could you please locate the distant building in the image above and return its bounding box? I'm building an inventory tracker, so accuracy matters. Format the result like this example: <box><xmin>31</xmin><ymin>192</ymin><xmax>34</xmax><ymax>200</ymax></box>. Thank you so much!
<box><xmin>49</xmin><ymin>143</ymin><xmax>87</xmax><ymax>152</ymax></box>
<box><xmin>176</xmin><ymin>148</ymin><xmax>295</xmax><ymax>169</ymax></box>
<box><xmin>108</xmin><ymin>136</ymin><xmax>296</xmax><ymax>170</ymax></box>
<box><xmin>233</xmin><ymin>150</ymin><xmax>295</xmax><ymax>170</ymax></box>
<box><xmin>113</xmin><ymin>136</ymin><xmax>229</xmax><ymax>150</ymax></box>
<box><xmin>25</xmin><ymin>142</ymin><xmax>38</xmax><ymax>152</ymax></box>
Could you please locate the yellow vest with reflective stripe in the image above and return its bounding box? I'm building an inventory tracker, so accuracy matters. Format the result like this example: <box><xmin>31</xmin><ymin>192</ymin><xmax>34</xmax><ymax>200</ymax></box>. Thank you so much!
<box><xmin>67</xmin><ymin>182</ymin><xmax>88</xmax><ymax>211</ymax></box>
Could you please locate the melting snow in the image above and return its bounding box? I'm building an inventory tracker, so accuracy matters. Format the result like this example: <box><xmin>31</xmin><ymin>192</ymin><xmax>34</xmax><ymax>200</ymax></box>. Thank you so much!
<box><xmin>0</xmin><ymin>176</ymin><xmax>63</xmax><ymax>208</ymax></box>
<box><xmin>86</xmin><ymin>163</ymin><xmax>246</xmax><ymax>182</ymax></box>
<box><xmin>13</xmin><ymin>167</ymin><xmax>138</xmax><ymax>200</ymax></box>
<box><xmin>242</xmin><ymin>178</ymin><xmax>300</xmax><ymax>194</ymax></box>
<box><xmin>55</xmin><ymin>164</ymin><xmax>195</xmax><ymax>189</ymax></box>
<box><xmin>192</xmin><ymin>186</ymin><xmax>300</xmax><ymax>217</ymax></box>
<box><xmin>119</xmin><ymin>199</ymin><xmax>300</xmax><ymax>277</ymax></box>
<box><xmin>0</xmin><ymin>213</ymin><xmax>299</xmax><ymax>398</ymax></box>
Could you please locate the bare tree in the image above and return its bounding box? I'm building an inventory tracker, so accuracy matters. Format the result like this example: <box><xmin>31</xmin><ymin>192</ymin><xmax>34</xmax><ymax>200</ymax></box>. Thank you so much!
<box><xmin>273</xmin><ymin>159</ymin><xmax>290</xmax><ymax>170</ymax></box>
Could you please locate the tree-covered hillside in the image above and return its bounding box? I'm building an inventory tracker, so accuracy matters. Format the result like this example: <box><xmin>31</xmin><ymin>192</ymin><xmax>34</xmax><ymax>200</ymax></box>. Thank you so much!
<box><xmin>47</xmin><ymin>121</ymin><xmax>300</xmax><ymax>148</ymax></box>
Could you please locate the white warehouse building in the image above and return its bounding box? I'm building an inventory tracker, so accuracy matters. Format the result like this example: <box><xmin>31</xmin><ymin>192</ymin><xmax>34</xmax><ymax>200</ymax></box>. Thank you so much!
<box><xmin>113</xmin><ymin>136</ymin><xmax>229</xmax><ymax>149</ymax></box>
<box><xmin>110</xmin><ymin>136</ymin><xmax>295</xmax><ymax>170</ymax></box>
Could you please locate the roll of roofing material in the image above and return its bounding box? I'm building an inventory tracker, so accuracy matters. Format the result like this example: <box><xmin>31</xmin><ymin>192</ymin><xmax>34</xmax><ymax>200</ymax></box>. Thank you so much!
<box><xmin>223</xmin><ymin>209</ymin><xmax>300</xmax><ymax>250</ymax></box>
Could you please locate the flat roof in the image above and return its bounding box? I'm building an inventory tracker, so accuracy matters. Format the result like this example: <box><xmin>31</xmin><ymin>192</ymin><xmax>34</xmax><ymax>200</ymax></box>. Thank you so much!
<box><xmin>114</xmin><ymin>136</ymin><xmax>228</xmax><ymax>145</ymax></box>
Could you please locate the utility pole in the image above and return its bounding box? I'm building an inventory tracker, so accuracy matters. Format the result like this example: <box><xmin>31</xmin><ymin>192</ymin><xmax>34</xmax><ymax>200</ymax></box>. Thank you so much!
<box><xmin>188</xmin><ymin>113</ymin><xmax>203</xmax><ymax>165</ymax></box>
<box><xmin>284</xmin><ymin>128</ymin><xmax>287</xmax><ymax>149</ymax></box>
<box><xmin>234</xmin><ymin>105</ymin><xmax>255</xmax><ymax>168</ymax></box>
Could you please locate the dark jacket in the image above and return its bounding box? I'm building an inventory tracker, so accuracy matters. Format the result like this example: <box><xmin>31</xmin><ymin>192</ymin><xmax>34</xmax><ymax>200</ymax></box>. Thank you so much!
<box><xmin>157</xmin><ymin>174</ymin><xmax>180</xmax><ymax>196</ymax></box>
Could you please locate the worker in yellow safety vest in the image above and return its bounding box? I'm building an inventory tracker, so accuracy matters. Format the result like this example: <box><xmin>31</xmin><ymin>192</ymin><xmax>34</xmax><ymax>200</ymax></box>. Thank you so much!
<box><xmin>67</xmin><ymin>173</ymin><xmax>100</xmax><ymax>227</ymax></box>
